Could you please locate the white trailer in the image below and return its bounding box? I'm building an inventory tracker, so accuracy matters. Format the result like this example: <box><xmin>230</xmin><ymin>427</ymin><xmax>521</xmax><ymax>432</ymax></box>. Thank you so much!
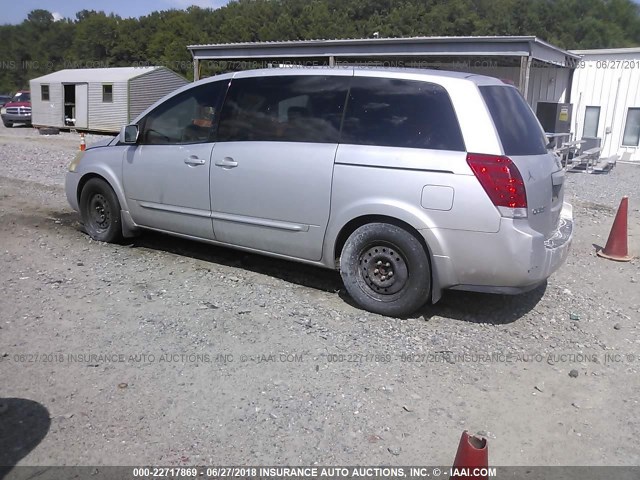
<box><xmin>570</xmin><ymin>48</ymin><xmax>640</xmax><ymax>163</ymax></box>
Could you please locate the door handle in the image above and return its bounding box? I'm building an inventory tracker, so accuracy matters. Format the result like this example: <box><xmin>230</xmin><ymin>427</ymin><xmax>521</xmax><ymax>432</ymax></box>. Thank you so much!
<box><xmin>184</xmin><ymin>156</ymin><xmax>206</xmax><ymax>166</ymax></box>
<box><xmin>214</xmin><ymin>157</ymin><xmax>238</xmax><ymax>168</ymax></box>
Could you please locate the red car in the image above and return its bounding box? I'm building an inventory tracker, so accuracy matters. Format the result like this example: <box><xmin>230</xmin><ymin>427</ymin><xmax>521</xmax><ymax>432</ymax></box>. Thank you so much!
<box><xmin>1</xmin><ymin>91</ymin><xmax>31</xmax><ymax>127</ymax></box>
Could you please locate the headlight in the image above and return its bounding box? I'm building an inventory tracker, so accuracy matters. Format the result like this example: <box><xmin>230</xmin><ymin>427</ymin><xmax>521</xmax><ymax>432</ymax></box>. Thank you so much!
<box><xmin>68</xmin><ymin>151</ymin><xmax>85</xmax><ymax>172</ymax></box>
<box><xmin>1</xmin><ymin>107</ymin><xmax>6</xmax><ymax>115</ymax></box>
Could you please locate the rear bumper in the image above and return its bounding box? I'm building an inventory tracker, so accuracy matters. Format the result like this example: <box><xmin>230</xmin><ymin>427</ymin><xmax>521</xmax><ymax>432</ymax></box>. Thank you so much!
<box><xmin>426</xmin><ymin>202</ymin><xmax>573</xmax><ymax>295</ymax></box>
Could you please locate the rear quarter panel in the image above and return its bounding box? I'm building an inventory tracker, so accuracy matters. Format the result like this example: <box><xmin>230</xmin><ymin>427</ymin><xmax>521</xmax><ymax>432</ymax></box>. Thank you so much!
<box><xmin>325</xmin><ymin>145</ymin><xmax>503</xmax><ymax>265</ymax></box>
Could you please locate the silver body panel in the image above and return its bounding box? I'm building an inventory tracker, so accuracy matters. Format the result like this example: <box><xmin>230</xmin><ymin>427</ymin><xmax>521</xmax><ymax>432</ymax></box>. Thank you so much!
<box><xmin>65</xmin><ymin>67</ymin><xmax>573</xmax><ymax>302</ymax></box>
<box><xmin>123</xmin><ymin>143</ymin><xmax>216</xmax><ymax>240</ymax></box>
<box><xmin>210</xmin><ymin>141</ymin><xmax>336</xmax><ymax>260</ymax></box>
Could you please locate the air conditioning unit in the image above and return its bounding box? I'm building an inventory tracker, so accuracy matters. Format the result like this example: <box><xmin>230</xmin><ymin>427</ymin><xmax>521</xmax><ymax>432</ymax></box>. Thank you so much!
<box><xmin>536</xmin><ymin>102</ymin><xmax>573</xmax><ymax>134</ymax></box>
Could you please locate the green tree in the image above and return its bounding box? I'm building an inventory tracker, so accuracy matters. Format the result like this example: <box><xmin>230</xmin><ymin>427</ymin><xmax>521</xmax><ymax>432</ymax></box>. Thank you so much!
<box><xmin>1</xmin><ymin>0</ymin><xmax>639</xmax><ymax>94</ymax></box>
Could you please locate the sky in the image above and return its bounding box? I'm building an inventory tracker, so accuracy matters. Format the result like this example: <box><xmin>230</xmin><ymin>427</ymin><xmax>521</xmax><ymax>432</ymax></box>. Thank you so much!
<box><xmin>0</xmin><ymin>0</ymin><xmax>232</xmax><ymax>24</ymax></box>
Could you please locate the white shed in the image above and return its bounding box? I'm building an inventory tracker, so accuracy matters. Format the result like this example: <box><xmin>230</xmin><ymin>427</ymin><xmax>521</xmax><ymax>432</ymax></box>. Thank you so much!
<box><xmin>29</xmin><ymin>67</ymin><xmax>188</xmax><ymax>133</ymax></box>
<box><xmin>569</xmin><ymin>48</ymin><xmax>640</xmax><ymax>162</ymax></box>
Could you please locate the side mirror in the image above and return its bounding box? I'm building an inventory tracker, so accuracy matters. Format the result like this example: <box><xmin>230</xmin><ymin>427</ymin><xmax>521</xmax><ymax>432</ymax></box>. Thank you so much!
<box><xmin>122</xmin><ymin>124</ymin><xmax>139</xmax><ymax>144</ymax></box>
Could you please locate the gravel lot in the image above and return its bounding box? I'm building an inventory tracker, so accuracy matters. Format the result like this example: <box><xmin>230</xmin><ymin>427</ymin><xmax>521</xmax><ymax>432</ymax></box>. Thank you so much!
<box><xmin>1</xmin><ymin>124</ymin><xmax>639</xmax><ymax>471</ymax></box>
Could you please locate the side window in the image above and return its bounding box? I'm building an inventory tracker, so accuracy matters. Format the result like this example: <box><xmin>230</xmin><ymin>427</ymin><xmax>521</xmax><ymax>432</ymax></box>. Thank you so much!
<box><xmin>41</xmin><ymin>85</ymin><xmax>50</xmax><ymax>101</ymax></box>
<box><xmin>102</xmin><ymin>84</ymin><xmax>113</xmax><ymax>103</ymax></box>
<box><xmin>140</xmin><ymin>80</ymin><xmax>228</xmax><ymax>145</ymax></box>
<box><xmin>341</xmin><ymin>77</ymin><xmax>465</xmax><ymax>151</ymax></box>
<box><xmin>217</xmin><ymin>75</ymin><xmax>349</xmax><ymax>143</ymax></box>
<box><xmin>622</xmin><ymin>108</ymin><xmax>640</xmax><ymax>147</ymax></box>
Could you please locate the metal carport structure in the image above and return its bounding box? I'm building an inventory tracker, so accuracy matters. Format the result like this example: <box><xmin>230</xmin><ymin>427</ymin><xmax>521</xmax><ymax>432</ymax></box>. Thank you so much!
<box><xmin>188</xmin><ymin>36</ymin><xmax>581</xmax><ymax>108</ymax></box>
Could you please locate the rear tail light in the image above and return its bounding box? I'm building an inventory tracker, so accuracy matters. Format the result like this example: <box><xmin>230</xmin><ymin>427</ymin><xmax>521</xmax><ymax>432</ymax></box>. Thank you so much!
<box><xmin>466</xmin><ymin>153</ymin><xmax>527</xmax><ymax>218</ymax></box>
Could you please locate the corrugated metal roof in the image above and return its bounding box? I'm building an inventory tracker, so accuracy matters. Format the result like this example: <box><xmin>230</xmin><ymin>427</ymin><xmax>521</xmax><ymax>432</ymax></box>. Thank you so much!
<box><xmin>30</xmin><ymin>66</ymin><xmax>161</xmax><ymax>83</ymax></box>
<box><xmin>187</xmin><ymin>35</ymin><xmax>581</xmax><ymax>64</ymax></box>
<box><xmin>570</xmin><ymin>47</ymin><xmax>640</xmax><ymax>55</ymax></box>
<box><xmin>188</xmin><ymin>35</ymin><xmax>579</xmax><ymax>58</ymax></box>
<box><xmin>188</xmin><ymin>35</ymin><xmax>539</xmax><ymax>49</ymax></box>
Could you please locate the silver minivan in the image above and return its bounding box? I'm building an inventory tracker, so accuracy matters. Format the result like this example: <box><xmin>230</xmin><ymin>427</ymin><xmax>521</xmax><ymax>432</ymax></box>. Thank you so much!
<box><xmin>65</xmin><ymin>67</ymin><xmax>573</xmax><ymax>316</ymax></box>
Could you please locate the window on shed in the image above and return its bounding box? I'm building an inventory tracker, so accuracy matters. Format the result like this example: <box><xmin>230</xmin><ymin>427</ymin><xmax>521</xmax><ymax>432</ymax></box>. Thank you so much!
<box><xmin>583</xmin><ymin>106</ymin><xmax>600</xmax><ymax>138</ymax></box>
<box><xmin>622</xmin><ymin>108</ymin><xmax>640</xmax><ymax>147</ymax></box>
<box><xmin>102</xmin><ymin>84</ymin><xmax>113</xmax><ymax>103</ymax></box>
<box><xmin>41</xmin><ymin>85</ymin><xmax>50</xmax><ymax>101</ymax></box>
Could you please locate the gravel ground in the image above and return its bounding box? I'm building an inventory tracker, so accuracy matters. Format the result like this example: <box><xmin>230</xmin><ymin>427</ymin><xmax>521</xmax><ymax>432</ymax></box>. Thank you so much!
<box><xmin>1</xmin><ymin>123</ymin><xmax>639</xmax><ymax>471</ymax></box>
<box><xmin>0</xmin><ymin>125</ymin><xmax>113</xmax><ymax>187</ymax></box>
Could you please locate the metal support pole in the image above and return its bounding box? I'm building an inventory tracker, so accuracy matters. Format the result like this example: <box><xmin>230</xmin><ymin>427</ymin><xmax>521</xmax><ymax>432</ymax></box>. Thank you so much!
<box><xmin>519</xmin><ymin>55</ymin><xmax>532</xmax><ymax>100</ymax></box>
<box><xmin>193</xmin><ymin>57</ymin><xmax>200</xmax><ymax>82</ymax></box>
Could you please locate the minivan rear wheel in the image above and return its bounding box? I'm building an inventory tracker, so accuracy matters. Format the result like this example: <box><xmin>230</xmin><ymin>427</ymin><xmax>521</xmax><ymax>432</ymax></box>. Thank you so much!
<box><xmin>79</xmin><ymin>178</ymin><xmax>123</xmax><ymax>243</ymax></box>
<box><xmin>340</xmin><ymin>223</ymin><xmax>431</xmax><ymax>317</ymax></box>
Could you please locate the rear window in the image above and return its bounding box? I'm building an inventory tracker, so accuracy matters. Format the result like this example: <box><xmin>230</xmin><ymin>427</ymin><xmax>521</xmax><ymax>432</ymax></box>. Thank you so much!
<box><xmin>480</xmin><ymin>85</ymin><xmax>547</xmax><ymax>156</ymax></box>
<box><xmin>341</xmin><ymin>77</ymin><xmax>465</xmax><ymax>151</ymax></box>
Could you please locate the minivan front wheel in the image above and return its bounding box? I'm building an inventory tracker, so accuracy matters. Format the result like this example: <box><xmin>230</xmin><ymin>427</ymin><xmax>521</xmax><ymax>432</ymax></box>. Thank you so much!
<box><xmin>79</xmin><ymin>178</ymin><xmax>123</xmax><ymax>243</ymax></box>
<box><xmin>340</xmin><ymin>223</ymin><xmax>431</xmax><ymax>317</ymax></box>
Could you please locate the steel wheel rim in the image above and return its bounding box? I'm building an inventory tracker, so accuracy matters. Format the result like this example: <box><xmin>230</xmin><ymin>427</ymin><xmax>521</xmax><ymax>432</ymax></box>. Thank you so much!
<box><xmin>88</xmin><ymin>193</ymin><xmax>111</xmax><ymax>232</ymax></box>
<box><xmin>358</xmin><ymin>243</ymin><xmax>409</xmax><ymax>296</ymax></box>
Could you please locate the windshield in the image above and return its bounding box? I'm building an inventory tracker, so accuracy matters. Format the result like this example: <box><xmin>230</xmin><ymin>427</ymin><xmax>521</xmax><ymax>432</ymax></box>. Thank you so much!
<box><xmin>11</xmin><ymin>92</ymin><xmax>30</xmax><ymax>102</ymax></box>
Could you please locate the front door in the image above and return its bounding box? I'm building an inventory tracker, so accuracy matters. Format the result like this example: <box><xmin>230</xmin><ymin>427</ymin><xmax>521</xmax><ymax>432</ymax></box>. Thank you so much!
<box><xmin>75</xmin><ymin>83</ymin><xmax>88</xmax><ymax>128</ymax></box>
<box><xmin>210</xmin><ymin>73</ymin><xmax>351</xmax><ymax>261</ymax></box>
<box><xmin>123</xmin><ymin>80</ymin><xmax>228</xmax><ymax>239</ymax></box>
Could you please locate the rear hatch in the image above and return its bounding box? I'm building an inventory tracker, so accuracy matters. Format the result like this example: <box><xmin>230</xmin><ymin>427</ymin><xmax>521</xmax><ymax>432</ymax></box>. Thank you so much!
<box><xmin>479</xmin><ymin>85</ymin><xmax>564</xmax><ymax>238</ymax></box>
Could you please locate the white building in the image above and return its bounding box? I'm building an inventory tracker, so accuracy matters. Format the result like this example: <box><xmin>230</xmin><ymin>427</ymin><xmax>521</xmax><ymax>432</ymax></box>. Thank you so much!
<box><xmin>570</xmin><ymin>48</ymin><xmax>640</xmax><ymax>162</ymax></box>
<box><xmin>30</xmin><ymin>67</ymin><xmax>188</xmax><ymax>133</ymax></box>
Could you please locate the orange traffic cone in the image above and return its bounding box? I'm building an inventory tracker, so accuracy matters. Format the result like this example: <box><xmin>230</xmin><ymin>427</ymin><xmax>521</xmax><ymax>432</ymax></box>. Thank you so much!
<box><xmin>79</xmin><ymin>133</ymin><xmax>86</xmax><ymax>151</ymax></box>
<box><xmin>597</xmin><ymin>196</ymin><xmax>633</xmax><ymax>262</ymax></box>
<box><xmin>450</xmin><ymin>431</ymin><xmax>488</xmax><ymax>480</ymax></box>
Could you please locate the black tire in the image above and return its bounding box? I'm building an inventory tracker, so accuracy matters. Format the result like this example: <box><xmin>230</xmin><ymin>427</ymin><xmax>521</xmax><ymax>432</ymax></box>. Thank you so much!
<box><xmin>79</xmin><ymin>178</ymin><xmax>123</xmax><ymax>243</ymax></box>
<box><xmin>3</xmin><ymin>121</ymin><xmax>12</xmax><ymax>128</ymax></box>
<box><xmin>38</xmin><ymin>127</ymin><xmax>59</xmax><ymax>135</ymax></box>
<box><xmin>340</xmin><ymin>223</ymin><xmax>431</xmax><ymax>317</ymax></box>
